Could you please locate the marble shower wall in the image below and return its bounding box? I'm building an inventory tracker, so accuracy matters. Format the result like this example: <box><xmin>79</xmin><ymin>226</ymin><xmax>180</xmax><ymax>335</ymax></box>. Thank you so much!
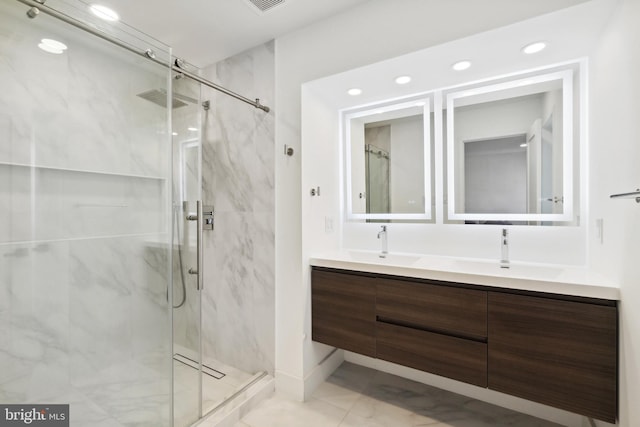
<box><xmin>0</xmin><ymin>1</ymin><xmax>172</xmax><ymax>425</ymax></box>
<box><xmin>200</xmin><ymin>41</ymin><xmax>276</xmax><ymax>376</ymax></box>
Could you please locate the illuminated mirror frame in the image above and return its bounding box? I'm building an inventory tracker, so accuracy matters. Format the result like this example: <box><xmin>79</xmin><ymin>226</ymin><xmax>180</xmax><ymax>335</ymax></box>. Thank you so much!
<box><xmin>446</xmin><ymin>69</ymin><xmax>574</xmax><ymax>222</ymax></box>
<box><xmin>343</xmin><ymin>96</ymin><xmax>432</xmax><ymax>221</ymax></box>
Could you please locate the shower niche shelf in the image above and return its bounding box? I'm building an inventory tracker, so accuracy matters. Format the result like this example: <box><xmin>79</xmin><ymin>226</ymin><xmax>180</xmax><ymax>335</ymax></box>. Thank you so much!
<box><xmin>0</xmin><ymin>161</ymin><xmax>166</xmax><ymax>180</ymax></box>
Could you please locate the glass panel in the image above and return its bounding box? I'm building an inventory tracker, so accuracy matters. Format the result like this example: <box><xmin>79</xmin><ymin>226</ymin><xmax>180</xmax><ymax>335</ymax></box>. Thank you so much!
<box><xmin>0</xmin><ymin>1</ymin><xmax>172</xmax><ymax>426</ymax></box>
<box><xmin>446</xmin><ymin>69</ymin><xmax>575</xmax><ymax>224</ymax></box>
<box><xmin>171</xmin><ymin>76</ymin><xmax>202</xmax><ymax>427</ymax></box>
<box><xmin>199</xmin><ymin>79</ymin><xmax>271</xmax><ymax>419</ymax></box>
<box><xmin>344</xmin><ymin>97</ymin><xmax>432</xmax><ymax>221</ymax></box>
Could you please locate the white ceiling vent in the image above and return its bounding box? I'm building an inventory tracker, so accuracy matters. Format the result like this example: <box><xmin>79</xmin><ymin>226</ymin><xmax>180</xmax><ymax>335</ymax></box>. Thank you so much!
<box><xmin>245</xmin><ymin>0</ymin><xmax>285</xmax><ymax>13</ymax></box>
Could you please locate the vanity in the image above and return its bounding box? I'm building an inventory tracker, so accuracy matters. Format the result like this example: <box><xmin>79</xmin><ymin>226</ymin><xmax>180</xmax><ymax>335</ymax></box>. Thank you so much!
<box><xmin>310</xmin><ymin>253</ymin><xmax>618</xmax><ymax>423</ymax></box>
<box><xmin>304</xmin><ymin>35</ymin><xmax>618</xmax><ymax>423</ymax></box>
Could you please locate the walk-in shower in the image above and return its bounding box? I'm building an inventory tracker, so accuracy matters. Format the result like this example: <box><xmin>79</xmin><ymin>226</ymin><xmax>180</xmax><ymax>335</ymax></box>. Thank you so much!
<box><xmin>1</xmin><ymin>1</ymin><xmax>272</xmax><ymax>426</ymax></box>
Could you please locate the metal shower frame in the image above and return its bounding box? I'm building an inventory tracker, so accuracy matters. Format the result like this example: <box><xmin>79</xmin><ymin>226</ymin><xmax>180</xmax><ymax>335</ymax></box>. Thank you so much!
<box><xmin>17</xmin><ymin>0</ymin><xmax>271</xmax><ymax>113</ymax></box>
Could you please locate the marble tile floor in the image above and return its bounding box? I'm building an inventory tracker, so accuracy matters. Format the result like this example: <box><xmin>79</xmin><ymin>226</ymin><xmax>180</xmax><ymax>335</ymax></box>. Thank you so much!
<box><xmin>233</xmin><ymin>362</ymin><xmax>563</xmax><ymax>427</ymax></box>
<box><xmin>0</xmin><ymin>352</ymin><xmax>255</xmax><ymax>427</ymax></box>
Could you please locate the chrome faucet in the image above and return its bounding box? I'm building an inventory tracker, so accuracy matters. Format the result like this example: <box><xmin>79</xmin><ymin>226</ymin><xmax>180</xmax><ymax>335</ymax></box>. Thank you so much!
<box><xmin>500</xmin><ymin>228</ymin><xmax>509</xmax><ymax>268</ymax></box>
<box><xmin>377</xmin><ymin>225</ymin><xmax>388</xmax><ymax>258</ymax></box>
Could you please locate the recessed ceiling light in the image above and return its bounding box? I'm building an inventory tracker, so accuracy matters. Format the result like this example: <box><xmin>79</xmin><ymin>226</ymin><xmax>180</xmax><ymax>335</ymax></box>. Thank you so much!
<box><xmin>452</xmin><ymin>60</ymin><xmax>471</xmax><ymax>71</ymax></box>
<box><xmin>522</xmin><ymin>42</ymin><xmax>546</xmax><ymax>54</ymax></box>
<box><xmin>188</xmin><ymin>127</ymin><xmax>198</xmax><ymax>131</ymax></box>
<box><xmin>172</xmin><ymin>132</ymin><xmax>178</xmax><ymax>136</ymax></box>
<box><xmin>89</xmin><ymin>4</ymin><xmax>120</xmax><ymax>22</ymax></box>
<box><xmin>347</xmin><ymin>88</ymin><xmax>362</xmax><ymax>96</ymax></box>
<box><xmin>520</xmin><ymin>143</ymin><xmax>528</xmax><ymax>148</ymax></box>
<box><xmin>451</xmin><ymin>61</ymin><xmax>471</xmax><ymax>71</ymax></box>
<box><xmin>38</xmin><ymin>38</ymin><xmax>67</xmax><ymax>54</ymax></box>
<box><xmin>395</xmin><ymin>76</ymin><xmax>411</xmax><ymax>85</ymax></box>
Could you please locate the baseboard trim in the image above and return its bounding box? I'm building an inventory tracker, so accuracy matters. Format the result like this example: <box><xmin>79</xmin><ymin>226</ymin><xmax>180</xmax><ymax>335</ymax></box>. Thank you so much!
<box><xmin>303</xmin><ymin>348</ymin><xmax>344</xmax><ymax>400</ymax></box>
<box><xmin>274</xmin><ymin>370</ymin><xmax>305</xmax><ymax>401</ymax></box>
<box><xmin>275</xmin><ymin>348</ymin><xmax>345</xmax><ymax>401</ymax></box>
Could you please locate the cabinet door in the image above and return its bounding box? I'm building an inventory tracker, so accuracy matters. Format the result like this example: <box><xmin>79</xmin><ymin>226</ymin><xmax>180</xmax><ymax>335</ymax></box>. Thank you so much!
<box><xmin>377</xmin><ymin>278</ymin><xmax>487</xmax><ymax>340</ymax></box>
<box><xmin>311</xmin><ymin>268</ymin><xmax>376</xmax><ymax>357</ymax></box>
<box><xmin>488</xmin><ymin>292</ymin><xmax>617</xmax><ymax>423</ymax></box>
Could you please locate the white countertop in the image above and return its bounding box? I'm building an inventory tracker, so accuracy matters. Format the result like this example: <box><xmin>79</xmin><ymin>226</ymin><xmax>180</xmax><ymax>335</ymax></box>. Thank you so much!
<box><xmin>310</xmin><ymin>250</ymin><xmax>620</xmax><ymax>301</ymax></box>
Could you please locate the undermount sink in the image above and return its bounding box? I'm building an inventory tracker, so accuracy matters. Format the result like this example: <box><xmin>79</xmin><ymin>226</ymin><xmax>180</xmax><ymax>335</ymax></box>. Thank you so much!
<box><xmin>450</xmin><ymin>258</ymin><xmax>563</xmax><ymax>280</ymax></box>
<box><xmin>347</xmin><ymin>251</ymin><xmax>420</xmax><ymax>266</ymax></box>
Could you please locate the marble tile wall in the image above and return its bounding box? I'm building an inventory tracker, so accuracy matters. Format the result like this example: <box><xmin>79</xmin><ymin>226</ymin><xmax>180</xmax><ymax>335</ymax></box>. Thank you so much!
<box><xmin>0</xmin><ymin>1</ymin><xmax>173</xmax><ymax>425</ymax></box>
<box><xmin>0</xmin><ymin>1</ymin><xmax>170</xmax><ymax>178</ymax></box>
<box><xmin>200</xmin><ymin>41</ymin><xmax>276</xmax><ymax>376</ymax></box>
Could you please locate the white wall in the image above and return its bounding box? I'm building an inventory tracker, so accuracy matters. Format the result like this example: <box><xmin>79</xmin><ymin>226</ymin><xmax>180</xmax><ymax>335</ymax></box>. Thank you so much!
<box><xmin>588</xmin><ymin>0</ymin><xmax>640</xmax><ymax>425</ymax></box>
<box><xmin>276</xmin><ymin>0</ymin><xmax>597</xmax><ymax>401</ymax></box>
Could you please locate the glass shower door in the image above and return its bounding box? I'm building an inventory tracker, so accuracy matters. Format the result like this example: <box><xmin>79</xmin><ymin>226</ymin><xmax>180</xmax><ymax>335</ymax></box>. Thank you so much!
<box><xmin>171</xmin><ymin>75</ymin><xmax>203</xmax><ymax>427</ymax></box>
<box><xmin>0</xmin><ymin>1</ymin><xmax>173</xmax><ymax>426</ymax></box>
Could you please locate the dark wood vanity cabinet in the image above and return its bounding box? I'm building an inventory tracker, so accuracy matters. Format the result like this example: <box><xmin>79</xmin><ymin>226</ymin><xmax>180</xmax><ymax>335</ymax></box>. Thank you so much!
<box><xmin>311</xmin><ymin>268</ymin><xmax>376</xmax><ymax>357</ymax></box>
<box><xmin>310</xmin><ymin>267</ymin><xmax>618</xmax><ymax>422</ymax></box>
<box><xmin>377</xmin><ymin>278</ymin><xmax>487</xmax><ymax>339</ymax></box>
<box><xmin>376</xmin><ymin>278</ymin><xmax>488</xmax><ymax>387</ymax></box>
<box><xmin>488</xmin><ymin>292</ymin><xmax>618</xmax><ymax>423</ymax></box>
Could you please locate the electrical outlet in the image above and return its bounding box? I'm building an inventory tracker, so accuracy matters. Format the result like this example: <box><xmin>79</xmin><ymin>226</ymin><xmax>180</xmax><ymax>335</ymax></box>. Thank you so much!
<box><xmin>325</xmin><ymin>216</ymin><xmax>334</xmax><ymax>233</ymax></box>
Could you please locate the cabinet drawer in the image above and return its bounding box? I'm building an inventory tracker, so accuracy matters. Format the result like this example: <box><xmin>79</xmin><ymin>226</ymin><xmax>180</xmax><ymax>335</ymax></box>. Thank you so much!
<box><xmin>377</xmin><ymin>321</ymin><xmax>487</xmax><ymax>387</ymax></box>
<box><xmin>488</xmin><ymin>292</ymin><xmax>617</xmax><ymax>423</ymax></box>
<box><xmin>311</xmin><ymin>269</ymin><xmax>376</xmax><ymax>357</ymax></box>
<box><xmin>377</xmin><ymin>278</ymin><xmax>487</xmax><ymax>340</ymax></box>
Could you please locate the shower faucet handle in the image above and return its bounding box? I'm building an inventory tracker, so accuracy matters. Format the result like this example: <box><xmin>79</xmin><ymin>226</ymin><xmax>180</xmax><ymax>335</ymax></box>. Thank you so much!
<box><xmin>186</xmin><ymin>204</ymin><xmax>214</xmax><ymax>230</ymax></box>
<box><xmin>202</xmin><ymin>205</ymin><xmax>214</xmax><ymax>230</ymax></box>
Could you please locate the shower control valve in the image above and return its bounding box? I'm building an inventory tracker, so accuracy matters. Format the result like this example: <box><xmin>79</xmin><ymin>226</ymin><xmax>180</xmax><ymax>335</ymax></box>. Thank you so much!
<box><xmin>202</xmin><ymin>205</ymin><xmax>214</xmax><ymax>230</ymax></box>
<box><xmin>186</xmin><ymin>204</ymin><xmax>215</xmax><ymax>231</ymax></box>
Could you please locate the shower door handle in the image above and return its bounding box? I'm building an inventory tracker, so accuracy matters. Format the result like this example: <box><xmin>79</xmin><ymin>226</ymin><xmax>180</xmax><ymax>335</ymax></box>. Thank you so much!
<box><xmin>186</xmin><ymin>201</ymin><xmax>205</xmax><ymax>290</ymax></box>
<box><xmin>196</xmin><ymin>200</ymin><xmax>203</xmax><ymax>291</ymax></box>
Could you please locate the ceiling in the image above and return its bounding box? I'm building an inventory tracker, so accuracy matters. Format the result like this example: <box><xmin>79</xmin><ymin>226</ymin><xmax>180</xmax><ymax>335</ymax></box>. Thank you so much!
<box><xmin>99</xmin><ymin>0</ymin><xmax>369</xmax><ymax>68</ymax></box>
<box><xmin>305</xmin><ymin>0</ymin><xmax>616</xmax><ymax>110</ymax></box>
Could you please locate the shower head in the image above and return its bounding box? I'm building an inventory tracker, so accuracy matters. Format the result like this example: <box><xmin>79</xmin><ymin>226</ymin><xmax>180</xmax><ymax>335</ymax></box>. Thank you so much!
<box><xmin>136</xmin><ymin>88</ymin><xmax>198</xmax><ymax>109</ymax></box>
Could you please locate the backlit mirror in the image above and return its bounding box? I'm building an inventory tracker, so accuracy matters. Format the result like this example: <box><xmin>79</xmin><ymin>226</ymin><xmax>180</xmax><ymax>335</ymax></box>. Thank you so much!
<box><xmin>446</xmin><ymin>69</ymin><xmax>575</xmax><ymax>224</ymax></box>
<box><xmin>344</xmin><ymin>97</ymin><xmax>432</xmax><ymax>221</ymax></box>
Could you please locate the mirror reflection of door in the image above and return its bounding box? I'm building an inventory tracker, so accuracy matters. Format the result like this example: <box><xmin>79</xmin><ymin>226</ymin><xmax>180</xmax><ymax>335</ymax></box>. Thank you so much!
<box><xmin>450</xmin><ymin>76</ymin><xmax>566</xmax><ymax>223</ymax></box>
<box><xmin>463</xmin><ymin>134</ymin><xmax>528</xmax><ymax>214</ymax></box>
<box><xmin>365</xmin><ymin>143</ymin><xmax>390</xmax><ymax>214</ymax></box>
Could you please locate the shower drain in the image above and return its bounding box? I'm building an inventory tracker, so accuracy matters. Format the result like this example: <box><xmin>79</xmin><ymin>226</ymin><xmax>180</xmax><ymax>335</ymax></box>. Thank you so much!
<box><xmin>173</xmin><ymin>353</ymin><xmax>226</xmax><ymax>380</ymax></box>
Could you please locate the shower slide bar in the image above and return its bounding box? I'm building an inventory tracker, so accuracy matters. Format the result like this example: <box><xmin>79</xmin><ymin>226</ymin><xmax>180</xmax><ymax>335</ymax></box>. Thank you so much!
<box><xmin>16</xmin><ymin>0</ymin><xmax>271</xmax><ymax>113</ymax></box>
